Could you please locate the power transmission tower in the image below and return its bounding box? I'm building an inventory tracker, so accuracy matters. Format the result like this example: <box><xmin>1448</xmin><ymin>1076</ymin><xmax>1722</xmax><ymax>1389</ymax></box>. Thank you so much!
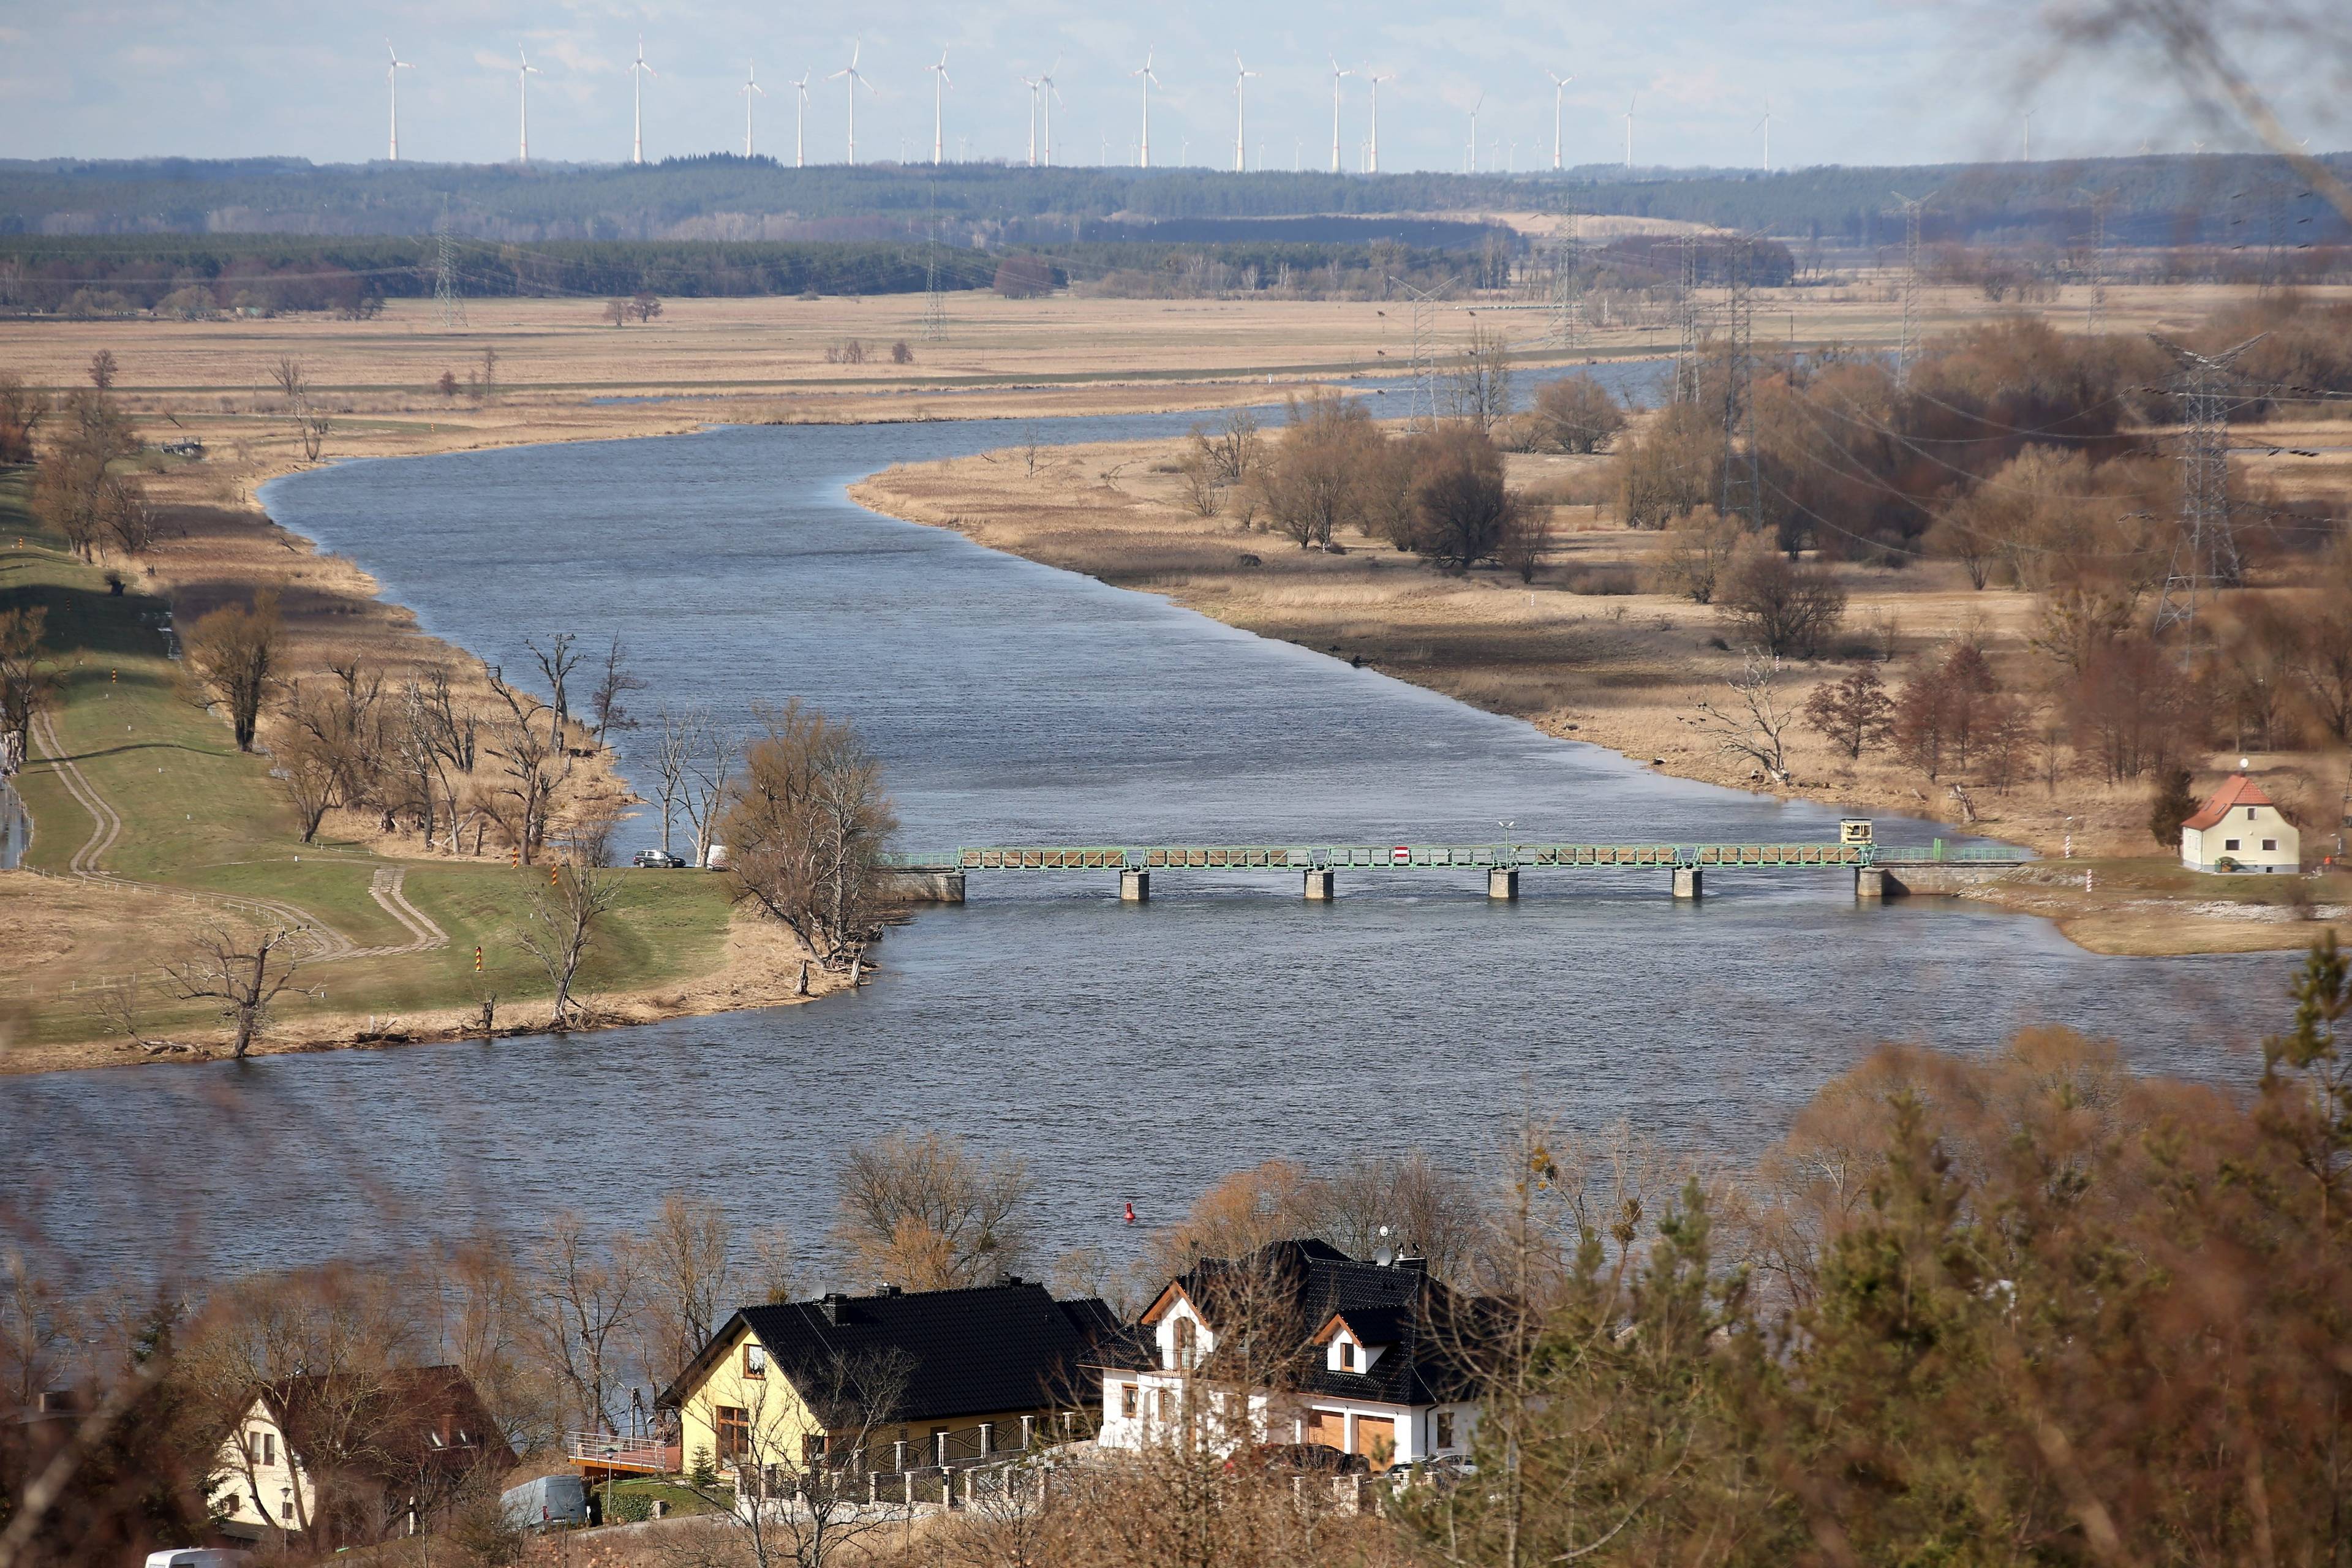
<box><xmin>434</xmin><ymin>197</ymin><xmax>467</xmax><ymax>331</ymax></box>
<box><xmin>1391</xmin><ymin>274</ymin><xmax>1452</xmax><ymax>430</ymax></box>
<box><xmin>2077</xmin><ymin>187</ymin><xmax>2113</xmax><ymax>337</ymax></box>
<box><xmin>922</xmin><ymin>188</ymin><xmax>948</xmax><ymax>343</ymax></box>
<box><xmin>1672</xmin><ymin>231</ymin><xmax>1705</xmax><ymax>403</ymax></box>
<box><xmin>1719</xmin><ymin>236</ymin><xmax>1762</xmax><ymax>529</ymax></box>
<box><xmin>2150</xmin><ymin>333</ymin><xmax>2264</xmax><ymax>635</ymax></box>
<box><xmin>1548</xmin><ymin>210</ymin><xmax>1582</xmax><ymax>350</ymax></box>
<box><xmin>1889</xmin><ymin>190</ymin><xmax>1931</xmax><ymax>390</ymax></box>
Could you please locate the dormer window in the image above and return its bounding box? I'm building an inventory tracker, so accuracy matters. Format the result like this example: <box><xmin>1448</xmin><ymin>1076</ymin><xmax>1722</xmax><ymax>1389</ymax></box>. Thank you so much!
<box><xmin>1338</xmin><ymin>1340</ymin><xmax>1357</xmax><ymax>1372</ymax></box>
<box><xmin>1173</xmin><ymin>1316</ymin><xmax>1197</xmax><ymax>1369</ymax></box>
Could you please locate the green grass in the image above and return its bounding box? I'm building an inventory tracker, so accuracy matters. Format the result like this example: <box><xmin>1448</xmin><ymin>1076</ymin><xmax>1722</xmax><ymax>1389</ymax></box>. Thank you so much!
<box><xmin>0</xmin><ymin>467</ymin><xmax>741</xmax><ymax>1055</ymax></box>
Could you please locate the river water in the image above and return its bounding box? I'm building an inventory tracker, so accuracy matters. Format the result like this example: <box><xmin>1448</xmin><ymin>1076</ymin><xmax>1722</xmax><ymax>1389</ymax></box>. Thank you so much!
<box><xmin>0</xmin><ymin>369</ymin><xmax>2291</xmax><ymax>1284</ymax></box>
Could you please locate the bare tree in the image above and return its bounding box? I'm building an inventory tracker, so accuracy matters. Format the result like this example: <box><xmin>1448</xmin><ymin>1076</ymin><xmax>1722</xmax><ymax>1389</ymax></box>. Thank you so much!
<box><xmin>631</xmin><ymin>1194</ymin><xmax>740</xmax><ymax>1394</ymax></box>
<box><xmin>516</xmin><ymin>859</ymin><xmax>621</xmax><ymax>1027</ymax></box>
<box><xmin>270</xmin><ymin>729</ymin><xmax>341</xmax><ymax>843</ymax></box>
<box><xmin>832</xmin><ymin>1130</ymin><xmax>1033</xmax><ymax>1289</ymax></box>
<box><xmin>1695</xmin><ymin>653</ymin><xmax>1796</xmax><ymax>783</ymax></box>
<box><xmin>683</xmin><ymin>707</ymin><xmax>737</xmax><ymax>870</ymax></box>
<box><xmin>524</xmin><ymin>1213</ymin><xmax>638</xmax><ymax>1439</ymax></box>
<box><xmin>587</xmin><ymin>633</ymin><xmax>646</xmax><ymax>743</ymax></box>
<box><xmin>0</xmin><ymin>608</ymin><xmax>58</xmax><ymax>767</ymax></box>
<box><xmin>650</xmin><ymin>703</ymin><xmax>701</xmax><ymax>858</ymax></box>
<box><xmin>524</xmin><ymin>633</ymin><xmax>584</xmax><ymax>739</ymax></box>
<box><xmin>86</xmin><ymin>350</ymin><xmax>118</xmax><ymax>391</ymax></box>
<box><xmin>1441</xmin><ymin>323</ymin><xmax>1515</xmax><ymax>434</ymax></box>
<box><xmin>181</xmin><ymin>589</ymin><xmax>283</xmax><ymax>752</ymax></box>
<box><xmin>721</xmin><ymin>699</ymin><xmax>899</xmax><ymax>969</ymax></box>
<box><xmin>164</xmin><ymin>925</ymin><xmax>303</xmax><ymax>1059</ymax></box>
<box><xmin>484</xmin><ymin>669</ymin><xmax>568</xmax><ymax>863</ymax></box>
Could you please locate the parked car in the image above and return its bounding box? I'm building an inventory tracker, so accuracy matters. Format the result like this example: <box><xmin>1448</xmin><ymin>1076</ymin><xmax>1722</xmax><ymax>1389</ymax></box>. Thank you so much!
<box><xmin>632</xmin><ymin>850</ymin><xmax>687</xmax><ymax>869</ymax></box>
<box><xmin>143</xmin><ymin>1552</ymin><xmax>254</xmax><ymax>1568</ymax></box>
<box><xmin>1232</xmin><ymin>1442</ymin><xmax>1367</xmax><ymax>1475</ymax></box>
<box><xmin>502</xmin><ymin>1471</ymin><xmax>589</xmax><ymax>1529</ymax></box>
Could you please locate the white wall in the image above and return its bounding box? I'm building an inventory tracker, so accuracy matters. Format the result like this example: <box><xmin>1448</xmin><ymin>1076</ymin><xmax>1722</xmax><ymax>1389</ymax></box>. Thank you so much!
<box><xmin>2185</xmin><ymin>805</ymin><xmax>2300</xmax><ymax>872</ymax></box>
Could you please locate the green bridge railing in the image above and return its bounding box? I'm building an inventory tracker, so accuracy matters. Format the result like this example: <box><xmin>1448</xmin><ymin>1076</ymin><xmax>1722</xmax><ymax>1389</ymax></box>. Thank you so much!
<box><xmin>876</xmin><ymin>839</ymin><xmax>2034</xmax><ymax>874</ymax></box>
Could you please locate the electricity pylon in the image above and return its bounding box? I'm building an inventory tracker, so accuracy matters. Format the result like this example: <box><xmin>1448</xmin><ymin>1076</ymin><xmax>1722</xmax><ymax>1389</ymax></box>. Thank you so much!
<box><xmin>2150</xmin><ymin>333</ymin><xmax>2264</xmax><ymax>634</ymax></box>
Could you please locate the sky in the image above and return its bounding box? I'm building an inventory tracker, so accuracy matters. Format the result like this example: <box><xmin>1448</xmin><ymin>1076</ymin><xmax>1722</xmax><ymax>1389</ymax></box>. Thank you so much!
<box><xmin>0</xmin><ymin>1</ymin><xmax>2331</xmax><ymax>174</ymax></box>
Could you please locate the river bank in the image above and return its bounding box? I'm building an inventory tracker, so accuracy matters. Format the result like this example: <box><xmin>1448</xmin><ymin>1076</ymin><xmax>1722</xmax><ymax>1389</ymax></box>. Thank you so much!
<box><xmin>850</xmin><ymin>426</ymin><xmax>2352</xmax><ymax>959</ymax></box>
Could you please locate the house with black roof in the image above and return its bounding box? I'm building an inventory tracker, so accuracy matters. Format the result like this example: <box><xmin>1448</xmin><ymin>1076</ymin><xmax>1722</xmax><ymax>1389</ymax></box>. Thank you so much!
<box><xmin>658</xmin><ymin>1279</ymin><xmax>1117</xmax><ymax>1483</ymax></box>
<box><xmin>1094</xmin><ymin>1238</ymin><xmax>1491</xmax><ymax>1472</ymax></box>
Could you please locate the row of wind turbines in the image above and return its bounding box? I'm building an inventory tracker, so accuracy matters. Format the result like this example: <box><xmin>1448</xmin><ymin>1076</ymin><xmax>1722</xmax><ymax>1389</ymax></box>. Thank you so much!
<box><xmin>380</xmin><ymin>38</ymin><xmax>1778</xmax><ymax>175</ymax></box>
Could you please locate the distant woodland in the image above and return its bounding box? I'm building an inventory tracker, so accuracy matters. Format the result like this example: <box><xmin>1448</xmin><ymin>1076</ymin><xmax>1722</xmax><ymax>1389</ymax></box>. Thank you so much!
<box><xmin>4</xmin><ymin>151</ymin><xmax>2349</xmax><ymax>249</ymax></box>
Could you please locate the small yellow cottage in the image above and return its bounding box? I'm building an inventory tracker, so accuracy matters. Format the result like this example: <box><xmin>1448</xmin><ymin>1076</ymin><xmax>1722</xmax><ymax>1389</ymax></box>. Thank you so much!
<box><xmin>2182</xmin><ymin>771</ymin><xmax>2300</xmax><ymax>874</ymax></box>
<box><xmin>661</xmin><ymin>1280</ymin><xmax>1114</xmax><ymax>1483</ymax></box>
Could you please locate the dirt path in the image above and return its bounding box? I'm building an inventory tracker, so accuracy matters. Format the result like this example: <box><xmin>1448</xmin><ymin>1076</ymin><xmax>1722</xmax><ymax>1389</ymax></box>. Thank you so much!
<box><xmin>21</xmin><ymin>710</ymin><xmax>448</xmax><ymax>963</ymax></box>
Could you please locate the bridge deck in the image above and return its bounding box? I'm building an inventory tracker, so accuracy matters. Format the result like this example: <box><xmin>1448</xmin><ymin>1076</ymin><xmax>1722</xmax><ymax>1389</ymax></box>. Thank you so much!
<box><xmin>880</xmin><ymin>840</ymin><xmax>2029</xmax><ymax>875</ymax></box>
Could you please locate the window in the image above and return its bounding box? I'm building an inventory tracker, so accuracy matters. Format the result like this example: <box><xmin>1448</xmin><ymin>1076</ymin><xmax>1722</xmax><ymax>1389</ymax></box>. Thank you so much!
<box><xmin>715</xmin><ymin>1406</ymin><xmax>752</xmax><ymax>1463</ymax></box>
<box><xmin>247</xmin><ymin>1430</ymin><xmax>276</xmax><ymax>1466</ymax></box>
<box><xmin>1436</xmin><ymin>1411</ymin><xmax>1456</xmax><ymax>1448</ymax></box>
<box><xmin>803</xmin><ymin>1432</ymin><xmax>829</xmax><ymax>1465</ymax></box>
<box><xmin>1172</xmin><ymin>1316</ymin><xmax>1196</xmax><ymax>1368</ymax></box>
<box><xmin>1155</xmin><ymin>1389</ymin><xmax>1174</xmax><ymax>1422</ymax></box>
<box><xmin>2225</xmin><ymin>839</ymin><xmax>2241</xmax><ymax>852</ymax></box>
<box><xmin>1337</xmin><ymin>1340</ymin><xmax>1356</xmax><ymax>1371</ymax></box>
<box><xmin>743</xmin><ymin>1343</ymin><xmax>767</xmax><ymax>1378</ymax></box>
<box><xmin>2248</xmin><ymin>807</ymin><xmax>2258</xmax><ymax>820</ymax></box>
<box><xmin>1120</xmin><ymin>1384</ymin><xmax>1138</xmax><ymax>1419</ymax></box>
<box><xmin>2263</xmin><ymin>839</ymin><xmax>2278</xmax><ymax>851</ymax></box>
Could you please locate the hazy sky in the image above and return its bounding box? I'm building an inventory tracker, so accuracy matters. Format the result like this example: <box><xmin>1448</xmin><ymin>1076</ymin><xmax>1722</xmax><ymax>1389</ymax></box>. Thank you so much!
<box><xmin>0</xmin><ymin>2</ymin><xmax>2318</xmax><ymax>173</ymax></box>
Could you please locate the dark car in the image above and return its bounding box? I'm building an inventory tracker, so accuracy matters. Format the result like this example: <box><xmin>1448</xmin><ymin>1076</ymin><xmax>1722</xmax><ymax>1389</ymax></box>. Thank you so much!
<box><xmin>1232</xmin><ymin>1442</ymin><xmax>1368</xmax><ymax>1476</ymax></box>
<box><xmin>632</xmin><ymin>850</ymin><xmax>688</xmax><ymax>869</ymax></box>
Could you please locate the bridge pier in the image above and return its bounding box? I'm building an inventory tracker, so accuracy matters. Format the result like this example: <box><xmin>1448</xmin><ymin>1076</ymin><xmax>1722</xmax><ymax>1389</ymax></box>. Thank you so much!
<box><xmin>1303</xmin><ymin>869</ymin><xmax>1336</xmax><ymax>900</ymax></box>
<box><xmin>1120</xmin><ymin>869</ymin><xmax>1150</xmax><ymax>902</ymax></box>
<box><xmin>1855</xmin><ymin>867</ymin><xmax>1887</xmax><ymax>900</ymax></box>
<box><xmin>890</xmin><ymin>870</ymin><xmax>965</xmax><ymax>904</ymax></box>
<box><xmin>1487</xmin><ymin>867</ymin><xmax>1518</xmax><ymax>900</ymax></box>
<box><xmin>1672</xmin><ymin>866</ymin><xmax>1703</xmax><ymax>900</ymax></box>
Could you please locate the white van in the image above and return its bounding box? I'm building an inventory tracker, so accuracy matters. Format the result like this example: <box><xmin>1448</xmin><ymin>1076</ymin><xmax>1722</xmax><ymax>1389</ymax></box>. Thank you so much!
<box><xmin>144</xmin><ymin>1552</ymin><xmax>255</xmax><ymax>1568</ymax></box>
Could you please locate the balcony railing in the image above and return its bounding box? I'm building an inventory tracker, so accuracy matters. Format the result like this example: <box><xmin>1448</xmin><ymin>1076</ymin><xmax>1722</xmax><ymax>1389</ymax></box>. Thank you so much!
<box><xmin>565</xmin><ymin>1431</ymin><xmax>679</xmax><ymax>1471</ymax></box>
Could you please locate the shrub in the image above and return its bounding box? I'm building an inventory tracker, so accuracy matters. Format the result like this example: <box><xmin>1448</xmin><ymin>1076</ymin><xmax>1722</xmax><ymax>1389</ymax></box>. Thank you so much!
<box><xmin>1531</xmin><ymin>374</ymin><xmax>1628</xmax><ymax>453</ymax></box>
<box><xmin>1716</xmin><ymin>542</ymin><xmax>1846</xmax><ymax>657</ymax></box>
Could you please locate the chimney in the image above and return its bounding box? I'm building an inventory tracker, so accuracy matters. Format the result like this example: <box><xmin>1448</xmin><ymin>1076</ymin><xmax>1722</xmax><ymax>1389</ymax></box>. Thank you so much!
<box><xmin>1396</xmin><ymin>1253</ymin><xmax>1427</xmax><ymax>1272</ymax></box>
<box><xmin>821</xmin><ymin>1292</ymin><xmax>850</xmax><ymax>1324</ymax></box>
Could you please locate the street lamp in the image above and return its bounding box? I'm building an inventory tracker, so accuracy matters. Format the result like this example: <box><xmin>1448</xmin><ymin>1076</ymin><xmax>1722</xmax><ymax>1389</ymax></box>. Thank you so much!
<box><xmin>1498</xmin><ymin>819</ymin><xmax>1516</xmax><ymax>867</ymax></box>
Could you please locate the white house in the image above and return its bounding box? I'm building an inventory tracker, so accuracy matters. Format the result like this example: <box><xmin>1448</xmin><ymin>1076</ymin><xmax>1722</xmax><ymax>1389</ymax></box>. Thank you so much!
<box><xmin>2182</xmin><ymin>772</ymin><xmax>2300</xmax><ymax>874</ymax></box>
<box><xmin>1093</xmin><ymin>1239</ymin><xmax>1485</xmax><ymax>1472</ymax></box>
<box><xmin>208</xmin><ymin>1366</ymin><xmax>514</xmax><ymax>1545</ymax></box>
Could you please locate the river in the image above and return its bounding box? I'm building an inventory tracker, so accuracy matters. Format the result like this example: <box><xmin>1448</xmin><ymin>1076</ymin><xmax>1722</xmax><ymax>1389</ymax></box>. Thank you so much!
<box><xmin>0</xmin><ymin>371</ymin><xmax>2290</xmax><ymax>1284</ymax></box>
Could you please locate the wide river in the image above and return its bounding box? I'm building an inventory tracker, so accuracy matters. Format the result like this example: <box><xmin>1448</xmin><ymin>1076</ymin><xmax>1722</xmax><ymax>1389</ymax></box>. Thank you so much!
<box><xmin>3</xmin><ymin>370</ymin><xmax>2291</xmax><ymax>1284</ymax></box>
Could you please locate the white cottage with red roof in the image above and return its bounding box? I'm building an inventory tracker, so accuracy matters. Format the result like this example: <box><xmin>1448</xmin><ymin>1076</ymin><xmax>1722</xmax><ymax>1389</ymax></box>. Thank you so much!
<box><xmin>2182</xmin><ymin>770</ymin><xmax>2300</xmax><ymax>874</ymax></box>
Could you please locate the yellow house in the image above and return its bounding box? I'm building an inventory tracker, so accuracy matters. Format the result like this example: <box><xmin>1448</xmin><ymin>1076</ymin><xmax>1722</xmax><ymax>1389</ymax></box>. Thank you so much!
<box><xmin>2182</xmin><ymin>771</ymin><xmax>2301</xmax><ymax>874</ymax></box>
<box><xmin>661</xmin><ymin>1280</ymin><xmax>1115</xmax><ymax>1483</ymax></box>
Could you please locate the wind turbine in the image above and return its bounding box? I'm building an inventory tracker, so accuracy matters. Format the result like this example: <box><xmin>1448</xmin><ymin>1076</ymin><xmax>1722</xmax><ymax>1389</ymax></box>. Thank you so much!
<box><xmin>1757</xmin><ymin>97</ymin><xmax>1771</xmax><ymax>172</ymax></box>
<box><xmin>1466</xmin><ymin>91</ymin><xmax>1483</xmax><ymax>173</ymax></box>
<box><xmin>2021</xmin><ymin>108</ymin><xmax>2034</xmax><ymax>162</ymax></box>
<box><xmin>516</xmin><ymin>47</ymin><xmax>541</xmax><ymax>165</ymax></box>
<box><xmin>927</xmin><ymin>50</ymin><xmax>952</xmax><ymax>165</ymax></box>
<box><xmin>1329</xmin><ymin>58</ymin><xmax>1355</xmax><ymax>173</ymax></box>
<box><xmin>1131</xmin><ymin>49</ymin><xmax>1158</xmax><ymax>168</ymax></box>
<box><xmin>791</xmin><ymin>72</ymin><xmax>811</xmax><ymax>168</ymax></box>
<box><xmin>829</xmin><ymin>40</ymin><xmax>875</xmax><ymax>165</ymax></box>
<box><xmin>1020</xmin><ymin>71</ymin><xmax>1042</xmax><ymax>167</ymax></box>
<box><xmin>1365</xmin><ymin>72</ymin><xmax>1392</xmax><ymax>173</ymax></box>
<box><xmin>1233</xmin><ymin>54</ymin><xmax>1257</xmax><ymax>173</ymax></box>
<box><xmin>741</xmin><ymin>62</ymin><xmax>765</xmax><ymax>158</ymax></box>
<box><xmin>1545</xmin><ymin>69</ymin><xmax>1572</xmax><ymax>170</ymax></box>
<box><xmin>385</xmin><ymin>42</ymin><xmax>415</xmax><ymax>162</ymax></box>
<box><xmin>1624</xmin><ymin>93</ymin><xmax>1637</xmax><ymax>170</ymax></box>
<box><xmin>628</xmin><ymin>36</ymin><xmax>656</xmax><ymax>165</ymax></box>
